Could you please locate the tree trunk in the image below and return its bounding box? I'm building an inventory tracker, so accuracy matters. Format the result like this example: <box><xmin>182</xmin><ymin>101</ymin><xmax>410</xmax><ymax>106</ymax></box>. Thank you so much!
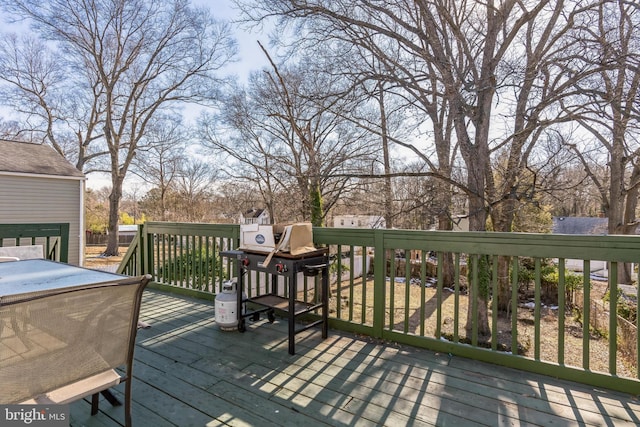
<box><xmin>378</xmin><ymin>83</ymin><xmax>394</xmax><ymax>229</ymax></box>
<box><xmin>460</xmin><ymin>62</ymin><xmax>493</xmax><ymax>337</ymax></box>
<box><xmin>309</xmin><ymin>180</ymin><xmax>323</xmax><ymax>227</ymax></box>
<box><xmin>467</xmin><ymin>254</ymin><xmax>493</xmax><ymax>339</ymax></box>
<box><xmin>617</xmin><ymin>166</ymin><xmax>640</xmax><ymax>283</ymax></box>
<box><xmin>436</xmin><ymin>185</ymin><xmax>455</xmax><ymax>286</ymax></box>
<box><xmin>608</xmin><ymin>118</ymin><xmax>637</xmax><ymax>284</ymax></box>
<box><xmin>458</xmin><ymin>123</ymin><xmax>491</xmax><ymax>336</ymax></box>
<box><xmin>465</xmin><ymin>165</ymin><xmax>491</xmax><ymax>337</ymax></box>
<box><xmin>105</xmin><ymin>178</ymin><xmax>123</xmax><ymax>256</ymax></box>
<box><xmin>612</xmin><ymin>171</ymin><xmax>639</xmax><ymax>284</ymax></box>
<box><xmin>490</xmin><ymin>200</ymin><xmax>517</xmax><ymax>312</ymax></box>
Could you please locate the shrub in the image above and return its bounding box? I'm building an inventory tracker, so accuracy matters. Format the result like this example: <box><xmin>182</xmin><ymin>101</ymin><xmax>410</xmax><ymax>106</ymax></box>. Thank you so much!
<box><xmin>516</xmin><ymin>258</ymin><xmax>583</xmax><ymax>305</ymax></box>
<box><xmin>542</xmin><ymin>268</ymin><xmax>583</xmax><ymax>293</ymax></box>
<box><xmin>159</xmin><ymin>246</ymin><xmax>219</xmax><ymax>291</ymax></box>
<box><xmin>603</xmin><ymin>290</ymin><xmax>638</xmax><ymax>323</ymax></box>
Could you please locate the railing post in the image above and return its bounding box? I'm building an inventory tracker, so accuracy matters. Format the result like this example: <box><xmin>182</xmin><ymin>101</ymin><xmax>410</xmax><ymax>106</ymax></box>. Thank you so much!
<box><xmin>233</xmin><ymin>223</ymin><xmax>240</xmax><ymax>249</ymax></box>
<box><xmin>136</xmin><ymin>223</ymin><xmax>144</xmax><ymax>276</ymax></box>
<box><xmin>144</xmin><ymin>223</ymin><xmax>152</xmax><ymax>278</ymax></box>
<box><xmin>372</xmin><ymin>229</ymin><xmax>385</xmax><ymax>339</ymax></box>
<box><xmin>59</xmin><ymin>223</ymin><xmax>69</xmax><ymax>263</ymax></box>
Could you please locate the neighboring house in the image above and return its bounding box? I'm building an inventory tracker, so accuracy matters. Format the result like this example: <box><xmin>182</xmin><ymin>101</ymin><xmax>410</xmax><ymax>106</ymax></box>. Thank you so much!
<box><xmin>86</xmin><ymin>224</ymin><xmax>138</xmax><ymax>246</ymax></box>
<box><xmin>552</xmin><ymin>216</ymin><xmax>608</xmax><ymax>235</ymax></box>
<box><xmin>240</xmin><ymin>208</ymin><xmax>270</xmax><ymax>225</ymax></box>
<box><xmin>333</xmin><ymin>214</ymin><xmax>386</xmax><ymax>229</ymax></box>
<box><xmin>552</xmin><ymin>216</ymin><xmax>609</xmax><ymax>276</ymax></box>
<box><xmin>117</xmin><ymin>224</ymin><xmax>138</xmax><ymax>246</ymax></box>
<box><xmin>451</xmin><ymin>215</ymin><xmax>469</xmax><ymax>232</ymax></box>
<box><xmin>118</xmin><ymin>224</ymin><xmax>139</xmax><ymax>236</ymax></box>
<box><xmin>0</xmin><ymin>140</ymin><xmax>85</xmax><ymax>265</ymax></box>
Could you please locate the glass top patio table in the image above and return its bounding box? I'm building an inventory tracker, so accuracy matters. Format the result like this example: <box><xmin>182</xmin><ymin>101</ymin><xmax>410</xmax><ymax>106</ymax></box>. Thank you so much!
<box><xmin>0</xmin><ymin>259</ymin><xmax>125</xmax><ymax>300</ymax></box>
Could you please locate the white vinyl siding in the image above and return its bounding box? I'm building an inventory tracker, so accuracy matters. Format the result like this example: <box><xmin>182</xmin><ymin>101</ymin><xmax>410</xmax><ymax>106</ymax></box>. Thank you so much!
<box><xmin>0</xmin><ymin>174</ymin><xmax>83</xmax><ymax>265</ymax></box>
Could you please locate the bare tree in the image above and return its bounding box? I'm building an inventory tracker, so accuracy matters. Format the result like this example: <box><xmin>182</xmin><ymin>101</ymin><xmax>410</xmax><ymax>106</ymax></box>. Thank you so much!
<box><xmin>564</xmin><ymin>0</ymin><xmax>640</xmax><ymax>283</ymax></box>
<box><xmin>199</xmin><ymin>93</ymin><xmax>284</xmax><ymax>224</ymax></box>
<box><xmin>131</xmin><ymin>115</ymin><xmax>188</xmax><ymax>222</ymax></box>
<box><xmin>1</xmin><ymin>0</ymin><xmax>236</xmax><ymax>254</ymax></box>
<box><xmin>210</xmin><ymin>181</ymin><xmax>267</xmax><ymax>224</ymax></box>
<box><xmin>0</xmin><ymin>118</ymin><xmax>28</xmax><ymax>141</ymax></box>
<box><xmin>174</xmin><ymin>158</ymin><xmax>216</xmax><ymax>222</ymax></box>
<box><xmin>236</xmin><ymin>0</ymin><xmax>628</xmax><ymax>333</ymax></box>
<box><xmin>0</xmin><ymin>34</ymin><xmax>105</xmax><ymax>170</ymax></box>
<box><xmin>236</xmin><ymin>0</ymin><xmax>586</xmax><ymax>339</ymax></box>
<box><xmin>201</xmin><ymin>51</ymin><xmax>378</xmax><ymax>225</ymax></box>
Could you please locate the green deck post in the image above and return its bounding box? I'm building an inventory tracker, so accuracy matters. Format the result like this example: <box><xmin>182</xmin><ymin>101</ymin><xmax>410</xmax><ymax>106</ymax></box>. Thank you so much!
<box><xmin>373</xmin><ymin>229</ymin><xmax>385</xmax><ymax>339</ymax></box>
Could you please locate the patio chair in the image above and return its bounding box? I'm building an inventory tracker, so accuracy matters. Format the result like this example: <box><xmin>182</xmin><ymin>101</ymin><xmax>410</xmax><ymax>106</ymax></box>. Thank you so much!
<box><xmin>0</xmin><ymin>272</ymin><xmax>151</xmax><ymax>427</ymax></box>
<box><xmin>0</xmin><ymin>245</ymin><xmax>44</xmax><ymax>260</ymax></box>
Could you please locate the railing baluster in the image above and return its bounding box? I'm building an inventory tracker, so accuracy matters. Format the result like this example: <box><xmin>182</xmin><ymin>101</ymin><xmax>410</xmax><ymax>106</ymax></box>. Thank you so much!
<box><xmin>361</xmin><ymin>245</ymin><xmax>367</xmax><ymax>325</ymax></box>
<box><xmin>203</xmin><ymin>236</ymin><xmax>209</xmax><ymax>292</ymax></box>
<box><xmin>558</xmin><ymin>258</ymin><xmax>566</xmax><ymax>366</ymax></box>
<box><xmin>419</xmin><ymin>250</ymin><xmax>427</xmax><ymax>337</ymax></box>
<box><xmin>435</xmin><ymin>251</ymin><xmax>443</xmax><ymax>339</ymax></box>
<box><xmin>511</xmin><ymin>257</ymin><xmax>519</xmax><ymax>355</ymax></box>
<box><xmin>491</xmin><ymin>255</ymin><xmax>499</xmax><ymax>351</ymax></box>
<box><xmin>215</xmin><ymin>237</ymin><xmax>222</xmax><ymax>294</ymax></box>
<box><xmin>349</xmin><ymin>248</ymin><xmax>355</xmax><ymax>322</ymax></box>
<box><xmin>609</xmin><ymin>262</ymin><xmax>618</xmax><ymax>376</ymax></box>
<box><xmin>404</xmin><ymin>250</ymin><xmax>411</xmax><ymax>333</ymax></box>
<box><xmin>389</xmin><ymin>250</ymin><xmax>396</xmax><ymax>331</ymax></box>
<box><xmin>583</xmin><ymin>260</ymin><xmax>591</xmax><ymax>370</ymax></box>
<box><xmin>335</xmin><ymin>244</ymin><xmax>343</xmax><ymax>320</ymax></box>
<box><xmin>162</xmin><ymin>234</ymin><xmax>167</xmax><ymax>284</ymax></box>
<box><xmin>169</xmin><ymin>234</ymin><xmax>172</xmax><ymax>283</ymax></box>
<box><xmin>187</xmin><ymin>235</ymin><xmax>196</xmax><ymax>290</ymax></box>
<box><xmin>179</xmin><ymin>235</ymin><xmax>184</xmax><ymax>288</ymax></box>
<box><xmin>454</xmin><ymin>253</ymin><xmax>461</xmax><ymax>343</ymax></box>
<box><xmin>469</xmin><ymin>254</ymin><xmax>477</xmax><ymax>346</ymax></box>
<box><xmin>534</xmin><ymin>257</ymin><xmax>542</xmax><ymax>361</ymax></box>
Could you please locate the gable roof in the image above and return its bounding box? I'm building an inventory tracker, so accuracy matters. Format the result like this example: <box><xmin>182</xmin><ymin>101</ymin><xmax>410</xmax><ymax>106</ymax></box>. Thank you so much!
<box><xmin>243</xmin><ymin>208</ymin><xmax>266</xmax><ymax>218</ymax></box>
<box><xmin>0</xmin><ymin>139</ymin><xmax>84</xmax><ymax>179</ymax></box>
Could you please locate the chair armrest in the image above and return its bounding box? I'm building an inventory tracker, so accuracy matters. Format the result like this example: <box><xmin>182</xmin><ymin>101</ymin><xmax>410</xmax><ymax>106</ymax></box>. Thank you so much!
<box><xmin>20</xmin><ymin>369</ymin><xmax>122</xmax><ymax>405</ymax></box>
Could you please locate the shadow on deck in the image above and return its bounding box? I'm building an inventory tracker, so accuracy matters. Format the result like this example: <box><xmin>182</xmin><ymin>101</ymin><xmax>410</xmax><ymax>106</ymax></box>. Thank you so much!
<box><xmin>70</xmin><ymin>290</ymin><xmax>640</xmax><ymax>426</ymax></box>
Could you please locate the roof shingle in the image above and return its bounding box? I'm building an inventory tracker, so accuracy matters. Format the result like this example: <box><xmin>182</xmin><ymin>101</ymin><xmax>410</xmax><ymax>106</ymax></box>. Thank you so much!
<box><xmin>0</xmin><ymin>140</ymin><xmax>84</xmax><ymax>178</ymax></box>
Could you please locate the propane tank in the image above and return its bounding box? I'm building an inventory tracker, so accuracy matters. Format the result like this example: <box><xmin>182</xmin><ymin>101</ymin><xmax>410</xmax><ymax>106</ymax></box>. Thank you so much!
<box><xmin>215</xmin><ymin>278</ymin><xmax>246</xmax><ymax>331</ymax></box>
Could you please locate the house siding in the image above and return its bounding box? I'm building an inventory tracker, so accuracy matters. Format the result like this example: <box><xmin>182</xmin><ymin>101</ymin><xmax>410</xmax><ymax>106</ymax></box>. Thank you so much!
<box><xmin>0</xmin><ymin>174</ymin><xmax>82</xmax><ymax>265</ymax></box>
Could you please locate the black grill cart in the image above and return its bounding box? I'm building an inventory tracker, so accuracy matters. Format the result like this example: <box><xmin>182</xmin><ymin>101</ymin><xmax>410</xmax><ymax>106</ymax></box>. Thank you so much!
<box><xmin>220</xmin><ymin>249</ymin><xmax>329</xmax><ymax>355</ymax></box>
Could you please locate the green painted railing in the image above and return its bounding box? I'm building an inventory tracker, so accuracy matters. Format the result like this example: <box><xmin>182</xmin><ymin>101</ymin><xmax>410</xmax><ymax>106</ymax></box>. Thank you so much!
<box><xmin>0</xmin><ymin>223</ymin><xmax>69</xmax><ymax>263</ymax></box>
<box><xmin>120</xmin><ymin>221</ymin><xmax>639</xmax><ymax>394</ymax></box>
<box><xmin>118</xmin><ymin>222</ymin><xmax>238</xmax><ymax>300</ymax></box>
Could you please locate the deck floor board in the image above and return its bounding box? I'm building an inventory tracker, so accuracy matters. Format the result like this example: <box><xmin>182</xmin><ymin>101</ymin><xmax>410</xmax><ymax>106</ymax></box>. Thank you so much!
<box><xmin>69</xmin><ymin>290</ymin><xmax>639</xmax><ymax>426</ymax></box>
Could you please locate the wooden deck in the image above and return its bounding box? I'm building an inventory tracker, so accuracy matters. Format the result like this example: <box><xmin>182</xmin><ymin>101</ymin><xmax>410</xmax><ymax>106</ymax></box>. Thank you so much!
<box><xmin>70</xmin><ymin>290</ymin><xmax>639</xmax><ymax>427</ymax></box>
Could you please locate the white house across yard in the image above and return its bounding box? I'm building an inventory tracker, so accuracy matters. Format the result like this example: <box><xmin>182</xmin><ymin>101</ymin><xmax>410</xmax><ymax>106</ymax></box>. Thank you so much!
<box><xmin>333</xmin><ymin>214</ymin><xmax>385</xmax><ymax>229</ymax></box>
<box><xmin>240</xmin><ymin>208</ymin><xmax>270</xmax><ymax>225</ymax></box>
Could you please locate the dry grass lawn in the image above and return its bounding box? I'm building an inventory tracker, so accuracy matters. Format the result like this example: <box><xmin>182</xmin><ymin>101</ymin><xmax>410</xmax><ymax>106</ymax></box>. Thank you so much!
<box><xmin>83</xmin><ymin>245</ymin><xmax>124</xmax><ymax>269</ymax></box>
<box><xmin>328</xmin><ymin>277</ymin><xmax>637</xmax><ymax>379</ymax></box>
